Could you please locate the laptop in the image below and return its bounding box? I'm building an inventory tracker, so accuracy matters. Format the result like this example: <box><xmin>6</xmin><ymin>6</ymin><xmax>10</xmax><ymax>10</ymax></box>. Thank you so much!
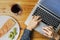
<box><xmin>25</xmin><ymin>0</ymin><xmax>60</xmax><ymax>35</ymax></box>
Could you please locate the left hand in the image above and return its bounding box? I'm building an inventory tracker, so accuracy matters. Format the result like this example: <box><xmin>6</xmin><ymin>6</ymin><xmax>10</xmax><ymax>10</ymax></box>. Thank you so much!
<box><xmin>27</xmin><ymin>16</ymin><xmax>42</xmax><ymax>31</ymax></box>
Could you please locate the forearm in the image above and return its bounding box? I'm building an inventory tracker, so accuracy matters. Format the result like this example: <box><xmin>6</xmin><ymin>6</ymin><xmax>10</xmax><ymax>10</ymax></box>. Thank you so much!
<box><xmin>20</xmin><ymin>29</ymin><xmax>32</xmax><ymax>40</ymax></box>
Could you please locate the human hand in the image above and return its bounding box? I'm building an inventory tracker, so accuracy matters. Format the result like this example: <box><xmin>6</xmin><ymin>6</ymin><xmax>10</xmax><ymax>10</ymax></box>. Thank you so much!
<box><xmin>42</xmin><ymin>26</ymin><xmax>59</xmax><ymax>40</ymax></box>
<box><xmin>27</xmin><ymin>16</ymin><xmax>42</xmax><ymax>31</ymax></box>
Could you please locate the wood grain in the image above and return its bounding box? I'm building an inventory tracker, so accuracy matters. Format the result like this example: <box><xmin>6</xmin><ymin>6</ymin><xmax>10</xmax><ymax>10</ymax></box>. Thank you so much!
<box><xmin>0</xmin><ymin>0</ymin><xmax>60</xmax><ymax>40</ymax></box>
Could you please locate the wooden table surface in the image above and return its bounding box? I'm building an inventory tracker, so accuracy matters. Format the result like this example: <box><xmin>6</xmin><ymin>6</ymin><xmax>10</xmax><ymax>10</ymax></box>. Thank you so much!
<box><xmin>0</xmin><ymin>0</ymin><xmax>60</xmax><ymax>40</ymax></box>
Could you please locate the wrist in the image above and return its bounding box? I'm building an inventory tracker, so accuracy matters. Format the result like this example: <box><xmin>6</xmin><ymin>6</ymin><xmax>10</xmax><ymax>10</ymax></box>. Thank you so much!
<box><xmin>26</xmin><ymin>26</ymin><xmax>33</xmax><ymax>31</ymax></box>
<box><xmin>54</xmin><ymin>34</ymin><xmax>60</xmax><ymax>40</ymax></box>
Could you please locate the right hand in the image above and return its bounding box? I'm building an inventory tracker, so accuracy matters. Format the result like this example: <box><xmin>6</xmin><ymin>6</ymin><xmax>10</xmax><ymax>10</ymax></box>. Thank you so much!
<box><xmin>42</xmin><ymin>26</ymin><xmax>60</xmax><ymax>40</ymax></box>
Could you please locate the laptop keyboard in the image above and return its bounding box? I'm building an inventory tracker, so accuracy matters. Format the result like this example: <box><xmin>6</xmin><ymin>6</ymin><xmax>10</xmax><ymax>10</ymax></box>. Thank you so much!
<box><xmin>33</xmin><ymin>6</ymin><xmax>60</xmax><ymax>29</ymax></box>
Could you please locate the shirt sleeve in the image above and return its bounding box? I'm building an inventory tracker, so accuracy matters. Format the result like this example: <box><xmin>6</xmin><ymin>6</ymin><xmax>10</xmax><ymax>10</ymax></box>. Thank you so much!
<box><xmin>50</xmin><ymin>38</ymin><xmax>55</xmax><ymax>40</ymax></box>
<box><xmin>20</xmin><ymin>29</ymin><xmax>32</xmax><ymax>40</ymax></box>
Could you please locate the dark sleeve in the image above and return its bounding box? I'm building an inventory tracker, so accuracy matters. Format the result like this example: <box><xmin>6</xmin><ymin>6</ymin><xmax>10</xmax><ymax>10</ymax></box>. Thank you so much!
<box><xmin>50</xmin><ymin>38</ymin><xmax>55</xmax><ymax>40</ymax></box>
<box><xmin>20</xmin><ymin>29</ymin><xmax>32</xmax><ymax>40</ymax></box>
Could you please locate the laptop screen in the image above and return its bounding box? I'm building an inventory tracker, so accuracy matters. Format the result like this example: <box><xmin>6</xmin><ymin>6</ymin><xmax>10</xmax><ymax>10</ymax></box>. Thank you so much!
<box><xmin>40</xmin><ymin>0</ymin><xmax>60</xmax><ymax>18</ymax></box>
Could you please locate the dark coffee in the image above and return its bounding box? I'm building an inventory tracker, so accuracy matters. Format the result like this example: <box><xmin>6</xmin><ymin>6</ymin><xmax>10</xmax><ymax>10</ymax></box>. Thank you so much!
<box><xmin>11</xmin><ymin>4</ymin><xmax>22</xmax><ymax>14</ymax></box>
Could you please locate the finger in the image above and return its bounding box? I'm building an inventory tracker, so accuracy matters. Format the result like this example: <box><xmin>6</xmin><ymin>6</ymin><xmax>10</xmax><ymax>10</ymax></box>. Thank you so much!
<box><xmin>49</xmin><ymin>26</ymin><xmax>53</xmax><ymax>30</ymax></box>
<box><xmin>48</xmin><ymin>26</ymin><xmax>54</xmax><ymax>31</ymax></box>
<box><xmin>37</xmin><ymin>19</ymin><xmax>42</xmax><ymax>22</ymax></box>
<box><xmin>43</xmin><ymin>27</ymin><xmax>50</xmax><ymax>32</ymax></box>
<box><xmin>34</xmin><ymin>16</ymin><xmax>41</xmax><ymax>20</ymax></box>
<box><xmin>33</xmin><ymin>16</ymin><xmax>37</xmax><ymax>20</ymax></box>
<box><xmin>44</xmin><ymin>27</ymin><xmax>52</xmax><ymax>31</ymax></box>
<box><xmin>43</xmin><ymin>26</ymin><xmax>53</xmax><ymax>31</ymax></box>
<box><xmin>36</xmin><ymin>16</ymin><xmax>41</xmax><ymax>20</ymax></box>
<box><xmin>34</xmin><ymin>16</ymin><xmax>37</xmax><ymax>18</ymax></box>
<box><xmin>44</xmin><ymin>33</ymin><xmax>51</xmax><ymax>38</ymax></box>
<box><xmin>32</xmin><ymin>15</ymin><xmax>35</xmax><ymax>19</ymax></box>
<box><xmin>47</xmin><ymin>26</ymin><xmax>53</xmax><ymax>31</ymax></box>
<box><xmin>42</xmin><ymin>29</ymin><xmax>49</xmax><ymax>34</ymax></box>
<box><xmin>43</xmin><ymin>33</ymin><xmax>48</xmax><ymax>37</ymax></box>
